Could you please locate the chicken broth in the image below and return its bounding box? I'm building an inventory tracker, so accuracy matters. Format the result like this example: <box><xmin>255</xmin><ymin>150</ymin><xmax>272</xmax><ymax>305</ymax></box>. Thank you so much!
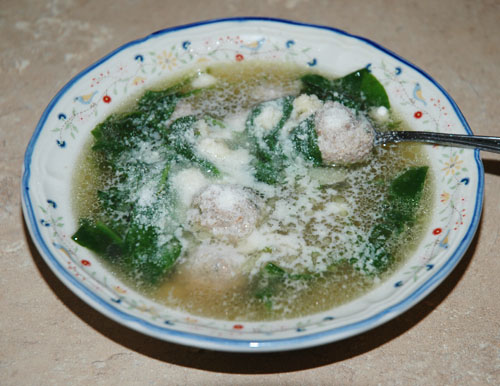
<box><xmin>72</xmin><ymin>61</ymin><xmax>432</xmax><ymax>321</ymax></box>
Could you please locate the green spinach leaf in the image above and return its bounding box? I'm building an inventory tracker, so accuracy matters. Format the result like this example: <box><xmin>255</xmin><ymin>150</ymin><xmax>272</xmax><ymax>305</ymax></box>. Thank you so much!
<box><xmin>123</xmin><ymin>222</ymin><xmax>182</xmax><ymax>285</ymax></box>
<box><xmin>356</xmin><ymin>166</ymin><xmax>428</xmax><ymax>274</ymax></box>
<box><xmin>253</xmin><ymin>262</ymin><xmax>316</xmax><ymax>309</ymax></box>
<box><xmin>246</xmin><ymin>97</ymin><xmax>295</xmax><ymax>185</ymax></box>
<box><xmin>167</xmin><ymin>116</ymin><xmax>220</xmax><ymax>177</ymax></box>
<box><xmin>290</xmin><ymin>116</ymin><xmax>323</xmax><ymax>166</ymax></box>
<box><xmin>72</xmin><ymin>219</ymin><xmax>124</xmax><ymax>259</ymax></box>
<box><xmin>301</xmin><ymin>68</ymin><xmax>390</xmax><ymax>111</ymax></box>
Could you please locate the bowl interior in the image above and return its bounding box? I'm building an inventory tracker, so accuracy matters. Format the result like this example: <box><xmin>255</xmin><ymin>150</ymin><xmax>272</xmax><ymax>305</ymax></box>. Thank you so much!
<box><xmin>22</xmin><ymin>18</ymin><xmax>483</xmax><ymax>352</ymax></box>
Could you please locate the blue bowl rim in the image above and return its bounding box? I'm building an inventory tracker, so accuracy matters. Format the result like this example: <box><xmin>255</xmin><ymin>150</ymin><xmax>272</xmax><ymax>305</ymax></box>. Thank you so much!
<box><xmin>21</xmin><ymin>17</ymin><xmax>484</xmax><ymax>352</ymax></box>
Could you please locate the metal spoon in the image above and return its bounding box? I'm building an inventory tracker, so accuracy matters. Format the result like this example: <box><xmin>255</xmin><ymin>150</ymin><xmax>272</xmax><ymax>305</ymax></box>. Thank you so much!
<box><xmin>374</xmin><ymin>131</ymin><xmax>500</xmax><ymax>153</ymax></box>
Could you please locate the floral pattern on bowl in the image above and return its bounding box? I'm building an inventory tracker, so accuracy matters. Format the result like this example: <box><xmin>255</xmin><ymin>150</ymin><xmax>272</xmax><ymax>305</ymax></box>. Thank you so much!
<box><xmin>22</xmin><ymin>18</ymin><xmax>483</xmax><ymax>352</ymax></box>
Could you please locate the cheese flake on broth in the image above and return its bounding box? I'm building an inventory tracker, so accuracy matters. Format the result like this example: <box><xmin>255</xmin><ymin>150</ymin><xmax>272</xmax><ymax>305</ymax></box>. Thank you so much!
<box><xmin>71</xmin><ymin>62</ymin><xmax>431</xmax><ymax>321</ymax></box>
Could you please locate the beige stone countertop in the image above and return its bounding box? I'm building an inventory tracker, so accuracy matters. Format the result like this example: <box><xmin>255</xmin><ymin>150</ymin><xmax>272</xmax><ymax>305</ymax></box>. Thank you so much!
<box><xmin>1</xmin><ymin>0</ymin><xmax>499</xmax><ymax>384</ymax></box>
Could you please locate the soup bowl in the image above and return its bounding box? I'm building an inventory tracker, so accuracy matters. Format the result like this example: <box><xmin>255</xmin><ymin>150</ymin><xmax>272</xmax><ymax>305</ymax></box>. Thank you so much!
<box><xmin>21</xmin><ymin>18</ymin><xmax>483</xmax><ymax>352</ymax></box>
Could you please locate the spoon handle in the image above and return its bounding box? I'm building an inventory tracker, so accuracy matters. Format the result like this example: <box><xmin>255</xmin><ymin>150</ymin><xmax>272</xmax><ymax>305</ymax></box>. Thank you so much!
<box><xmin>375</xmin><ymin>131</ymin><xmax>500</xmax><ymax>154</ymax></box>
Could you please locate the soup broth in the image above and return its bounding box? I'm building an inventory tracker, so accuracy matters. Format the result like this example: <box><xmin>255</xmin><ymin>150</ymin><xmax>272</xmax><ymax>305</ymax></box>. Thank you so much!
<box><xmin>72</xmin><ymin>62</ymin><xmax>432</xmax><ymax>321</ymax></box>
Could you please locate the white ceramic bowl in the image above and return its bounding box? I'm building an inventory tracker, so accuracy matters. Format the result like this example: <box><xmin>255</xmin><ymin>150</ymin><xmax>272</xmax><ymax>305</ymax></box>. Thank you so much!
<box><xmin>22</xmin><ymin>18</ymin><xmax>483</xmax><ymax>352</ymax></box>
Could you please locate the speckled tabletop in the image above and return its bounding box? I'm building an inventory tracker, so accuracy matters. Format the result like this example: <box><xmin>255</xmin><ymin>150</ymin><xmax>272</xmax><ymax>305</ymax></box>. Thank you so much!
<box><xmin>1</xmin><ymin>0</ymin><xmax>499</xmax><ymax>384</ymax></box>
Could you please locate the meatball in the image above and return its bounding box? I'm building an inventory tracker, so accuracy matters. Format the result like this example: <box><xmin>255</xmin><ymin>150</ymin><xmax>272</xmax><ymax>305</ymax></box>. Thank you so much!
<box><xmin>188</xmin><ymin>184</ymin><xmax>260</xmax><ymax>240</ymax></box>
<box><xmin>180</xmin><ymin>244</ymin><xmax>247</xmax><ymax>292</ymax></box>
<box><xmin>314</xmin><ymin>101</ymin><xmax>375</xmax><ymax>164</ymax></box>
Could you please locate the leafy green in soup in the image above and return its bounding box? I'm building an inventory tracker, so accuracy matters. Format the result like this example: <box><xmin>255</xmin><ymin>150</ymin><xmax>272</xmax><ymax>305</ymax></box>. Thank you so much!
<box><xmin>72</xmin><ymin>62</ymin><xmax>431</xmax><ymax>320</ymax></box>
